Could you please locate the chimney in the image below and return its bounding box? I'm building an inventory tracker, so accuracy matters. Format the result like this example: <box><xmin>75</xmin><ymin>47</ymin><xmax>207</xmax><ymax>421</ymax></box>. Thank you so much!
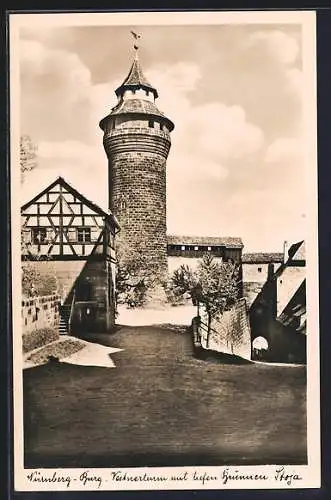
<box><xmin>283</xmin><ymin>240</ymin><xmax>289</xmax><ymax>263</ymax></box>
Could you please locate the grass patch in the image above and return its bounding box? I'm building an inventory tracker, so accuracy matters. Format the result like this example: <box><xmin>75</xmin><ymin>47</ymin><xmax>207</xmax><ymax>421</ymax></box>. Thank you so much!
<box><xmin>22</xmin><ymin>328</ymin><xmax>59</xmax><ymax>354</ymax></box>
<box><xmin>26</xmin><ymin>339</ymin><xmax>85</xmax><ymax>365</ymax></box>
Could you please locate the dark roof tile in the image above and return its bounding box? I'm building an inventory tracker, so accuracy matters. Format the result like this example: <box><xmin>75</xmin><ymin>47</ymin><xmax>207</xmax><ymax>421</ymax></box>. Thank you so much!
<box><xmin>242</xmin><ymin>252</ymin><xmax>284</xmax><ymax>263</ymax></box>
<box><xmin>167</xmin><ymin>235</ymin><xmax>243</xmax><ymax>248</ymax></box>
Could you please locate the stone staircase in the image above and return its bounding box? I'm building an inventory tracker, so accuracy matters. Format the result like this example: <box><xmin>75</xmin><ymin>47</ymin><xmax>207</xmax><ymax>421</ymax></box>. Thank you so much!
<box><xmin>59</xmin><ymin>306</ymin><xmax>70</xmax><ymax>335</ymax></box>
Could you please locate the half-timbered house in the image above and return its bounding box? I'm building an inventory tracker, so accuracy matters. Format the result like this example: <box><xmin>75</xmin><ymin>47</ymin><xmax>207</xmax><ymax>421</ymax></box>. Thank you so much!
<box><xmin>21</xmin><ymin>176</ymin><xmax>120</xmax><ymax>334</ymax></box>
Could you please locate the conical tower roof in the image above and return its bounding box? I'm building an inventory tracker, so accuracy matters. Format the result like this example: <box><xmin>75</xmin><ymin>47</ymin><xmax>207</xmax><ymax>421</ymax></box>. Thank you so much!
<box><xmin>115</xmin><ymin>52</ymin><xmax>158</xmax><ymax>99</ymax></box>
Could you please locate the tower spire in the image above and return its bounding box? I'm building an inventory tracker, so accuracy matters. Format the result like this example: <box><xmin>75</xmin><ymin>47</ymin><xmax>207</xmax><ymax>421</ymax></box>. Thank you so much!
<box><xmin>114</xmin><ymin>31</ymin><xmax>159</xmax><ymax>99</ymax></box>
<box><xmin>130</xmin><ymin>30</ymin><xmax>141</xmax><ymax>54</ymax></box>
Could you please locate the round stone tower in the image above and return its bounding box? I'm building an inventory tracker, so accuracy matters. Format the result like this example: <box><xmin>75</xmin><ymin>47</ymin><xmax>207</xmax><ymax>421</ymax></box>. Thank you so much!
<box><xmin>99</xmin><ymin>47</ymin><xmax>174</xmax><ymax>283</ymax></box>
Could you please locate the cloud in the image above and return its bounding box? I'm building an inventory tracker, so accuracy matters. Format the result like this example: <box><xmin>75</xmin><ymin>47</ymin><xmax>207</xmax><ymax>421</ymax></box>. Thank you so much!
<box><xmin>248</xmin><ymin>30</ymin><xmax>300</xmax><ymax>66</ymax></box>
<box><xmin>188</xmin><ymin>103</ymin><xmax>264</xmax><ymax>161</ymax></box>
<box><xmin>265</xmin><ymin>137</ymin><xmax>302</xmax><ymax>163</ymax></box>
<box><xmin>147</xmin><ymin>62</ymin><xmax>264</xmax><ymax>187</ymax></box>
<box><xmin>19</xmin><ymin>27</ymin><xmax>307</xmax><ymax>252</ymax></box>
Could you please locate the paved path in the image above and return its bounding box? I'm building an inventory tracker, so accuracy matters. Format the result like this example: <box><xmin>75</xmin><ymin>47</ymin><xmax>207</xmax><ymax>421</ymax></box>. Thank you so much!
<box><xmin>24</xmin><ymin>324</ymin><xmax>307</xmax><ymax>468</ymax></box>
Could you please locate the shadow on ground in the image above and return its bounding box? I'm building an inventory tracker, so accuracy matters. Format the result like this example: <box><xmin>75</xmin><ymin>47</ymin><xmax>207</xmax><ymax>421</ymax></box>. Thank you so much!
<box><xmin>24</xmin><ymin>323</ymin><xmax>307</xmax><ymax>468</ymax></box>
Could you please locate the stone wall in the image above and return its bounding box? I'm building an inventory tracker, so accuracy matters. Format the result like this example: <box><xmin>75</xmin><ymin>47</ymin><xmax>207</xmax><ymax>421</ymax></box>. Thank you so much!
<box><xmin>22</xmin><ymin>258</ymin><xmax>116</xmax><ymax>333</ymax></box>
<box><xmin>243</xmin><ymin>281</ymin><xmax>264</xmax><ymax>308</ymax></box>
<box><xmin>22</xmin><ymin>294</ymin><xmax>60</xmax><ymax>334</ymax></box>
<box><xmin>200</xmin><ymin>299</ymin><xmax>251</xmax><ymax>360</ymax></box>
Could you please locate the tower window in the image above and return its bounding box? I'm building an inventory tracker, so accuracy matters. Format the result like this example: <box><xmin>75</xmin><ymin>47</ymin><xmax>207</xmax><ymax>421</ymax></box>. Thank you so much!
<box><xmin>77</xmin><ymin>228</ymin><xmax>91</xmax><ymax>243</ymax></box>
<box><xmin>32</xmin><ymin>228</ymin><xmax>47</xmax><ymax>244</ymax></box>
<box><xmin>258</xmin><ymin>267</ymin><xmax>262</xmax><ymax>272</ymax></box>
<box><xmin>148</xmin><ymin>120</ymin><xmax>154</xmax><ymax>128</ymax></box>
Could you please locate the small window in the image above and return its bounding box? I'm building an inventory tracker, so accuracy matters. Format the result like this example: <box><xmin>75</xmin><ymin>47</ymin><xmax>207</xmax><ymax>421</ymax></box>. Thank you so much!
<box><xmin>181</xmin><ymin>245</ymin><xmax>185</xmax><ymax>251</ymax></box>
<box><xmin>32</xmin><ymin>228</ymin><xmax>47</xmax><ymax>244</ymax></box>
<box><xmin>258</xmin><ymin>267</ymin><xmax>262</xmax><ymax>272</ymax></box>
<box><xmin>280</xmin><ymin>279</ymin><xmax>283</xmax><ymax>284</ymax></box>
<box><xmin>66</xmin><ymin>228</ymin><xmax>77</xmax><ymax>242</ymax></box>
<box><xmin>148</xmin><ymin>120</ymin><xmax>154</xmax><ymax>128</ymax></box>
<box><xmin>77</xmin><ymin>228</ymin><xmax>91</xmax><ymax>243</ymax></box>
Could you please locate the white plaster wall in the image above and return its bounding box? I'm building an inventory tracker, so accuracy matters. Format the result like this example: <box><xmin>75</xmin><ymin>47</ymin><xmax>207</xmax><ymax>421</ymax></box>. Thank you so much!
<box><xmin>168</xmin><ymin>256</ymin><xmax>223</xmax><ymax>275</ymax></box>
<box><xmin>277</xmin><ymin>266</ymin><xmax>305</xmax><ymax>316</ymax></box>
<box><xmin>242</xmin><ymin>262</ymin><xmax>282</xmax><ymax>284</ymax></box>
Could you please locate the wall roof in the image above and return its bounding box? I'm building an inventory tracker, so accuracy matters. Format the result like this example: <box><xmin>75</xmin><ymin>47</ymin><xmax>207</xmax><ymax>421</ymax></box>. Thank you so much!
<box><xmin>167</xmin><ymin>235</ymin><xmax>244</xmax><ymax>249</ymax></box>
<box><xmin>242</xmin><ymin>252</ymin><xmax>284</xmax><ymax>264</ymax></box>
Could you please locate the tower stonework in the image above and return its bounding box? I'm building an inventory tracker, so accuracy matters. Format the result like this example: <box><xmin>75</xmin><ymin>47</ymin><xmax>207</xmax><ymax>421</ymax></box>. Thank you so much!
<box><xmin>100</xmin><ymin>50</ymin><xmax>174</xmax><ymax>283</ymax></box>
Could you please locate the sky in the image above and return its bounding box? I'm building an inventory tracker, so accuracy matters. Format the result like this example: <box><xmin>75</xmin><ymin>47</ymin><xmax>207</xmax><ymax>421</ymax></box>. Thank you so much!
<box><xmin>17</xmin><ymin>15</ymin><xmax>314</xmax><ymax>252</ymax></box>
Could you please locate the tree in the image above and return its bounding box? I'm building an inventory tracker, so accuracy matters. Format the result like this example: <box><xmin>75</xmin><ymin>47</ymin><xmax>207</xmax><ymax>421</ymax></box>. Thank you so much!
<box><xmin>20</xmin><ymin>135</ymin><xmax>37</xmax><ymax>182</ymax></box>
<box><xmin>168</xmin><ymin>253</ymin><xmax>240</xmax><ymax>344</ymax></box>
<box><xmin>21</xmin><ymin>231</ymin><xmax>59</xmax><ymax>298</ymax></box>
<box><xmin>115</xmin><ymin>224</ymin><xmax>162</xmax><ymax>308</ymax></box>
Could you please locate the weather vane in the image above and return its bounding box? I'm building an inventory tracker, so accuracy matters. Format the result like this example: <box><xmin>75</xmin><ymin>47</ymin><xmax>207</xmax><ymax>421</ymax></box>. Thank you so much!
<box><xmin>130</xmin><ymin>30</ymin><xmax>141</xmax><ymax>52</ymax></box>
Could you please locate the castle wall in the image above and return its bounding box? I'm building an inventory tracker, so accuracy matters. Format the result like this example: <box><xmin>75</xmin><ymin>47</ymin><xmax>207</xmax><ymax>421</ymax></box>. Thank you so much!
<box><xmin>199</xmin><ymin>299</ymin><xmax>251</xmax><ymax>360</ymax></box>
<box><xmin>22</xmin><ymin>293</ymin><xmax>60</xmax><ymax>334</ymax></box>
<box><xmin>243</xmin><ymin>282</ymin><xmax>264</xmax><ymax>308</ymax></box>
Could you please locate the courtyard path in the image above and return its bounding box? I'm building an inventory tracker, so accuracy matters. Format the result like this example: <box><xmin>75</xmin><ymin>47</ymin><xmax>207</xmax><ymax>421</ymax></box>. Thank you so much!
<box><xmin>23</xmin><ymin>322</ymin><xmax>307</xmax><ymax>468</ymax></box>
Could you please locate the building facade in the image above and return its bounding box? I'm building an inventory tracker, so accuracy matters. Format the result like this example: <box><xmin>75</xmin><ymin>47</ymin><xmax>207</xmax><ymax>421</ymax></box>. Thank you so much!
<box><xmin>167</xmin><ymin>235</ymin><xmax>244</xmax><ymax>297</ymax></box>
<box><xmin>249</xmin><ymin>241</ymin><xmax>306</xmax><ymax>363</ymax></box>
<box><xmin>167</xmin><ymin>235</ymin><xmax>243</xmax><ymax>273</ymax></box>
<box><xmin>242</xmin><ymin>252</ymin><xmax>284</xmax><ymax>307</ymax></box>
<box><xmin>21</xmin><ymin>177</ymin><xmax>120</xmax><ymax>334</ymax></box>
<box><xmin>100</xmin><ymin>49</ymin><xmax>174</xmax><ymax>281</ymax></box>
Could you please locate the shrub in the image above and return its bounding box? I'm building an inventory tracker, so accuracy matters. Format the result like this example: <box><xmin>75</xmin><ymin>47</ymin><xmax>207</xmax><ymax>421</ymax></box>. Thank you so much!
<box><xmin>22</xmin><ymin>263</ymin><xmax>58</xmax><ymax>298</ymax></box>
<box><xmin>22</xmin><ymin>327</ymin><xmax>59</xmax><ymax>354</ymax></box>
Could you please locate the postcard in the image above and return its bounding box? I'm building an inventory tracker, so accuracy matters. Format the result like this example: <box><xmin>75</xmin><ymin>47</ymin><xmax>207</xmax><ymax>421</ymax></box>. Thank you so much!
<box><xmin>10</xmin><ymin>9</ymin><xmax>320</xmax><ymax>492</ymax></box>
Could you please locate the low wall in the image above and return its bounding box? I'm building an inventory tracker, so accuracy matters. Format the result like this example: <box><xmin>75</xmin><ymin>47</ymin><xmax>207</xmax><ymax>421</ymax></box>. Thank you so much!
<box><xmin>22</xmin><ymin>294</ymin><xmax>60</xmax><ymax>334</ymax></box>
<box><xmin>200</xmin><ymin>299</ymin><xmax>252</xmax><ymax>360</ymax></box>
